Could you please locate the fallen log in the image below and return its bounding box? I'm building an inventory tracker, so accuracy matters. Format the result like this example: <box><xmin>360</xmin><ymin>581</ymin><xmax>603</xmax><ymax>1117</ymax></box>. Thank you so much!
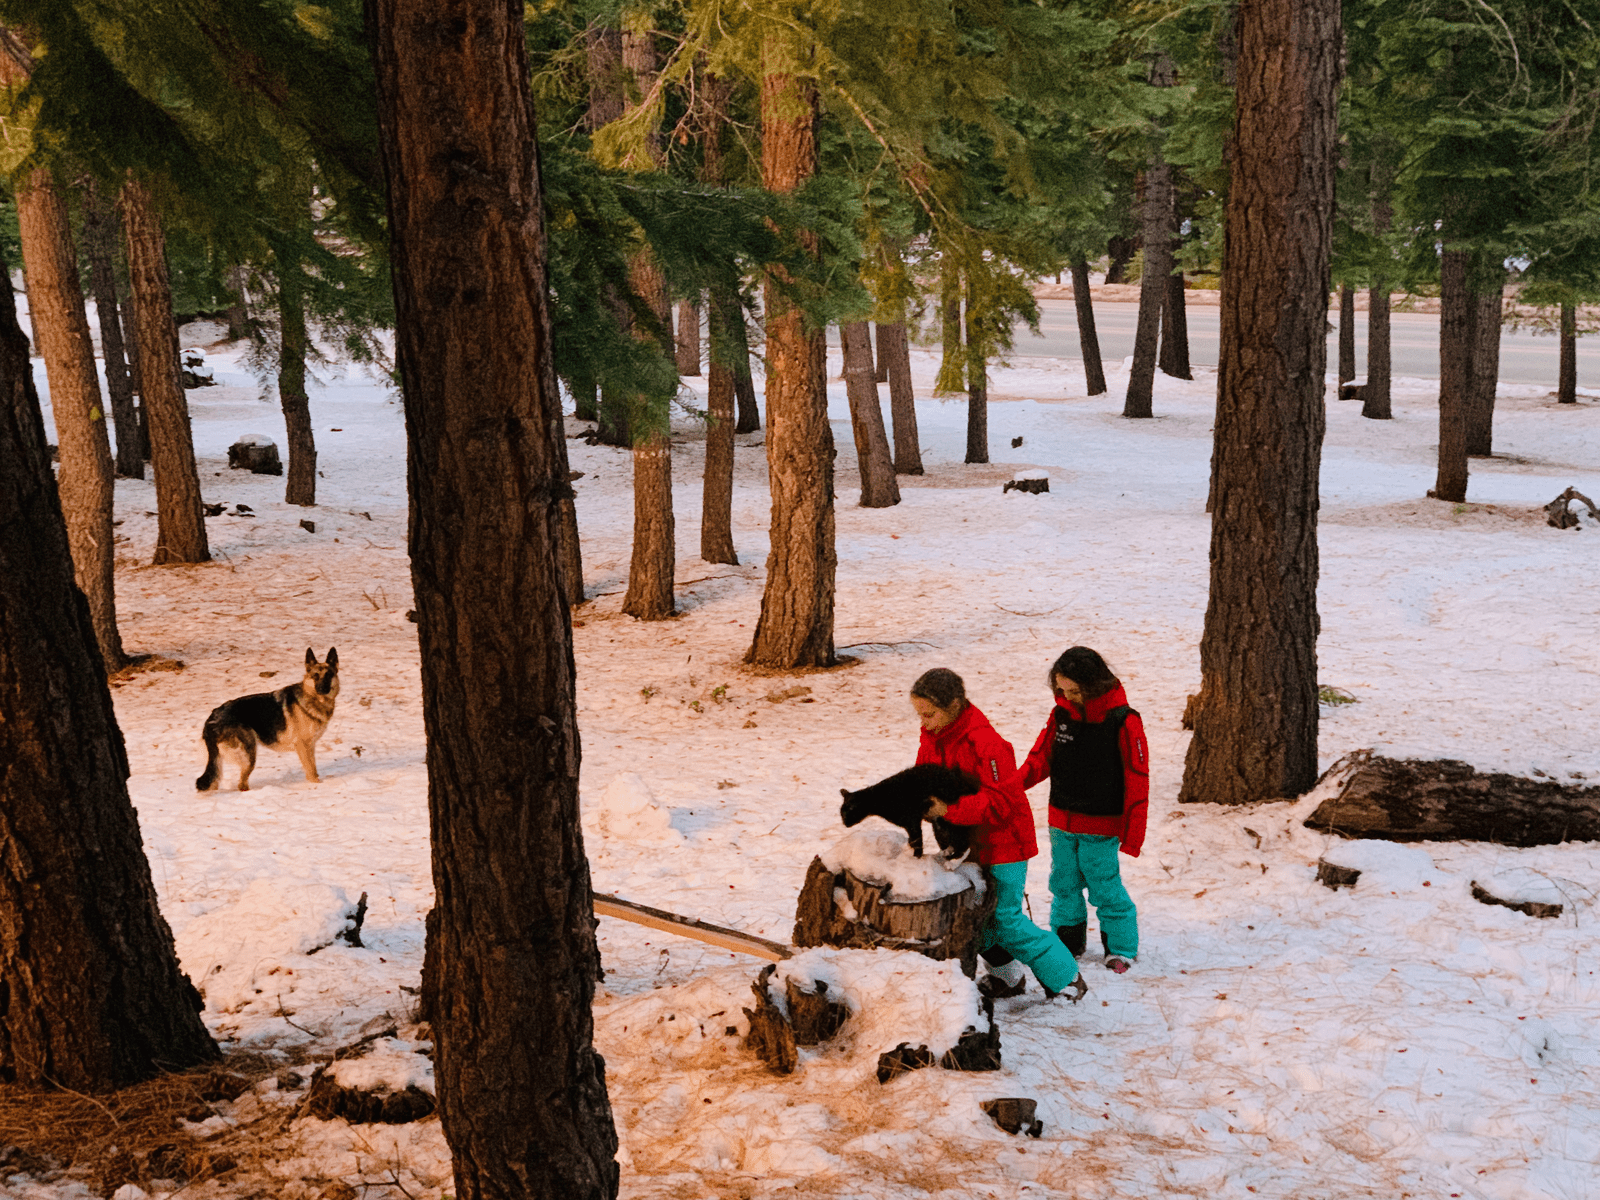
<box><xmin>593</xmin><ymin>892</ymin><xmax>792</xmax><ymax>961</ymax></box>
<box><xmin>1304</xmin><ymin>751</ymin><xmax>1600</xmax><ymax>847</ymax></box>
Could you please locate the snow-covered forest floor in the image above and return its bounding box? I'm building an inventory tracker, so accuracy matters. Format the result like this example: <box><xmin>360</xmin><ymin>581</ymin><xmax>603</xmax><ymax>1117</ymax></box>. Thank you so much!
<box><xmin>11</xmin><ymin>325</ymin><xmax>1600</xmax><ymax>1200</ymax></box>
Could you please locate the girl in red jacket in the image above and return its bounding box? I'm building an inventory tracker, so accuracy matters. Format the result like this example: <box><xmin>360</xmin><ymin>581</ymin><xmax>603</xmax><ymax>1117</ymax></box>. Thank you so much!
<box><xmin>911</xmin><ymin>668</ymin><xmax>1086</xmax><ymax>1003</ymax></box>
<box><xmin>1019</xmin><ymin>647</ymin><xmax>1148</xmax><ymax>973</ymax></box>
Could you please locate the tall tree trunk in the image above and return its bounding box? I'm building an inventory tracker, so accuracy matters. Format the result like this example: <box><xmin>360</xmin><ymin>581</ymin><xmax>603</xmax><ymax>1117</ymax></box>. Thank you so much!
<box><xmin>586</xmin><ymin>21</ymin><xmax>632</xmax><ymax>449</ymax></box>
<box><xmin>1105</xmin><ymin>235</ymin><xmax>1136</xmax><ymax>284</ymax></box>
<box><xmin>1558</xmin><ymin>302</ymin><xmax>1577</xmax><ymax>404</ymax></box>
<box><xmin>733</xmin><ymin>355</ymin><xmax>760</xmax><ymax>432</ymax></box>
<box><xmin>1363</xmin><ymin>282</ymin><xmax>1392</xmax><ymax>419</ymax></box>
<box><xmin>1465</xmin><ymin>276</ymin><xmax>1503</xmax><ymax>456</ymax></box>
<box><xmin>675</xmin><ymin>297</ymin><xmax>700</xmax><ymax>375</ymax></box>
<box><xmin>119</xmin><ymin>177</ymin><xmax>209</xmax><ymax>565</ymax></box>
<box><xmin>1337</xmin><ymin>283</ymin><xmax>1356</xmax><ymax>384</ymax></box>
<box><xmin>1072</xmin><ymin>259</ymin><xmax>1108</xmax><ymax>395</ymax></box>
<box><xmin>16</xmin><ymin>169</ymin><xmax>125</xmax><ymax>672</ymax></box>
<box><xmin>747</xmin><ymin>48</ymin><xmax>835</xmax><ymax>668</ymax></box>
<box><xmin>570</xmin><ymin>371</ymin><xmax>599</xmax><ymax>421</ymax></box>
<box><xmin>369</xmin><ymin>3</ymin><xmax>619</xmax><ymax>1197</ymax></box>
<box><xmin>0</xmin><ymin>234</ymin><xmax>218</xmax><ymax>1092</ymax></box>
<box><xmin>1179</xmin><ymin>0</ymin><xmax>1340</xmax><ymax>806</ymax></box>
<box><xmin>119</xmin><ymin>289</ymin><xmax>151</xmax><ymax>459</ymax></box>
<box><xmin>937</xmin><ymin>258</ymin><xmax>963</xmax><ymax>395</ymax></box>
<box><xmin>225</xmin><ymin>264</ymin><xmax>250</xmax><ymax>341</ymax></box>
<box><xmin>619</xmin><ymin>28</ymin><xmax>676</xmax><ymax>623</ymax></box>
<box><xmin>873</xmin><ymin>324</ymin><xmax>889</xmax><ymax>382</ymax></box>
<box><xmin>1125</xmin><ymin>155</ymin><xmax>1173</xmax><ymax>418</ymax></box>
<box><xmin>1161</xmin><ymin>269</ymin><xmax>1193</xmax><ymax>380</ymax></box>
<box><xmin>80</xmin><ymin>186</ymin><xmax>142</xmax><ymax>479</ymax></box>
<box><xmin>878</xmin><ymin>320</ymin><xmax>923</xmax><ymax>474</ymax></box>
<box><xmin>1432</xmin><ymin>248</ymin><xmax>1475</xmax><ymax>503</ymax></box>
<box><xmin>702</xmin><ymin>288</ymin><xmax>739</xmax><ymax>564</ymax></box>
<box><xmin>841</xmin><ymin>320</ymin><xmax>899</xmax><ymax>506</ymax></box>
<box><xmin>276</xmin><ymin>255</ymin><xmax>318</xmax><ymax>506</ymax></box>
<box><xmin>964</xmin><ymin>277</ymin><xmax>988</xmax><ymax>464</ymax></box>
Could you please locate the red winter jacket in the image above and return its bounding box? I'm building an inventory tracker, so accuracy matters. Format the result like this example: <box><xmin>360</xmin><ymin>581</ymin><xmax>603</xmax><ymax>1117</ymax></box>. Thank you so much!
<box><xmin>1019</xmin><ymin>684</ymin><xmax>1149</xmax><ymax>857</ymax></box>
<box><xmin>916</xmin><ymin>702</ymin><xmax>1037</xmax><ymax>866</ymax></box>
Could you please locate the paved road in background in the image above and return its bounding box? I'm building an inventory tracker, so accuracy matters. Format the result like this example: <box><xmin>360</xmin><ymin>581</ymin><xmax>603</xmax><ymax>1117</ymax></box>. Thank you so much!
<box><xmin>1009</xmin><ymin>298</ymin><xmax>1595</xmax><ymax>388</ymax></box>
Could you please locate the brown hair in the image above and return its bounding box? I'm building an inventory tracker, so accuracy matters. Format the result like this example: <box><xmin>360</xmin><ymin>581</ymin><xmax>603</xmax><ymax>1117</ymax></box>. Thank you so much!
<box><xmin>1049</xmin><ymin>646</ymin><xmax>1120</xmax><ymax>700</ymax></box>
<box><xmin>910</xmin><ymin>667</ymin><xmax>967</xmax><ymax>711</ymax></box>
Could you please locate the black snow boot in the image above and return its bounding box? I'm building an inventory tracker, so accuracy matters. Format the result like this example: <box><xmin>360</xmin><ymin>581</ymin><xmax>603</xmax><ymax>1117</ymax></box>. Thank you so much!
<box><xmin>1057</xmin><ymin>923</ymin><xmax>1087</xmax><ymax>958</ymax></box>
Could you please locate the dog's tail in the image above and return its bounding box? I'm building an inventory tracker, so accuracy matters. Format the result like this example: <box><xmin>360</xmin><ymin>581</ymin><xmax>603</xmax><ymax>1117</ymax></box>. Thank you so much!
<box><xmin>196</xmin><ymin>726</ymin><xmax>221</xmax><ymax>791</ymax></box>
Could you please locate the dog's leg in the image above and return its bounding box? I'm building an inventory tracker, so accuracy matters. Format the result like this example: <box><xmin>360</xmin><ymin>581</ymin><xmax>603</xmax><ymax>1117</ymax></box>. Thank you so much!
<box><xmin>295</xmin><ymin>739</ymin><xmax>321</xmax><ymax>783</ymax></box>
<box><xmin>905</xmin><ymin>822</ymin><xmax>925</xmax><ymax>858</ymax></box>
<box><xmin>238</xmin><ymin>738</ymin><xmax>257</xmax><ymax>791</ymax></box>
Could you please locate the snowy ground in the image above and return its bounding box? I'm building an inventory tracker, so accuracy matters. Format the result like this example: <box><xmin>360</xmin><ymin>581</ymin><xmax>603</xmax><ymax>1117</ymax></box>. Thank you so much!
<box><xmin>11</xmin><ymin>324</ymin><xmax>1600</xmax><ymax>1200</ymax></box>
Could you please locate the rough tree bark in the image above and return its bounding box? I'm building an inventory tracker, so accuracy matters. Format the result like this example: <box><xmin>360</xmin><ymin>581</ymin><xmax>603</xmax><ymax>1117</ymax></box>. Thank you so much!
<box><xmin>702</xmin><ymin>288</ymin><xmax>739</xmax><ymax>564</ymax></box>
<box><xmin>0</xmin><ymin>237</ymin><xmax>218</xmax><ymax>1091</ymax></box>
<box><xmin>840</xmin><ymin>320</ymin><xmax>899</xmax><ymax>507</ymax></box>
<box><xmin>119</xmin><ymin>283</ymin><xmax>150</xmax><ymax>459</ymax></box>
<box><xmin>585</xmin><ymin>21</ymin><xmax>632</xmax><ymax>449</ymax></box>
<box><xmin>1465</xmin><ymin>274</ymin><xmax>1504</xmax><ymax>456</ymax></box>
<box><xmin>15</xmin><ymin>168</ymin><xmax>126</xmax><ymax>672</ymax></box>
<box><xmin>877</xmin><ymin>320</ymin><xmax>923</xmax><ymax>474</ymax></box>
<box><xmin>1362</xmin><ymin>171</ymin><xmax>1394</xmax><ymax>420</ymax></box>
<box><xmin>1432</xmin><ymin>248</ymin><xmax>1475</xmax><ymax>502</ymax></box>
<box><xmin>276</xmin><ymin>251</ymin><xmax>318</xmax><ymax>506</ymax></box>
<box><xmin>964</xmin><ymin>277</ymin><xmax>988</xmax><ymax>463</ymax></box>
<box><xmin>873</xmin><ymin>324</ymin><xmax>889</xmax><ymax>382</ymax></box>
<box><xmin>1180</xmin><ymin>0</ymin><xmax>1340</xmax><ymax>805</ymax></box>
<box><xmin>1105</xmin><ymin>235</ymin><xmax>1136</xmax><ymax>284</ymax></box>
<box><xmin>120</xmin><ymin>177</ymin><xmax>209</xmax><ymax>565</ymax></box>
<box><xmin>369</xmin><ymin>1</ymin><xmax>619</xmax><ymax>1195</ymax></box>
<box><xmin>675</xmin><ymin>297</ymin><xmax>700</xmax><ymax>375</ymax></box>
<box><xmin>938</xmin><ymin>259</ymin><xmax>962</xmax><ymax>395</ymax></box>
<box><xmin>1161</xmin><ymin>268</ymin><xmax>1193</xmax><ymax>380</ymax></box>
<box><xmin>747</xmin><ymin>43</ymin><xmax>836</xmax><ymax>668</ymax></box>
<box><xmin>699</xmin><ymin>70</ymin><xmax>738</xmax><ymax>565</ymax></box>
<box><xmin>1125</xmin><ymin>149</ymin><xmax>1173</xmax><ymax>417</ymax></box>
<box><xmin>619</xmin><ymin>27</ymin><xmax>676</xmax><ymax>623</ymax></box>
<box><xmin>80</xmin><ymin>184</ymin><xmax>143</xmax><ymax>479</ymax></box>
<box><xmin>1337</xmin><ymin>283</ymin><xmax>1356</xmax><ymax>384</ymax></box>
<box><xmin>1071</xmin><ymin>260</ymin><xmax>1107</xmax><ymax>395</ymax></box>
<box><xmin>1558</xmin><ymin>302</ymin><xmax>1577</xmax><ymax>404</ymax></box>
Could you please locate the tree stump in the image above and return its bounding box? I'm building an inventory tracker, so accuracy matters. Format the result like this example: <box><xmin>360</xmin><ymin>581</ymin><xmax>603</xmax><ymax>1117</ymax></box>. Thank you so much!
<box><xmin>1315</xmin><ymin>859</ymin><xmax>1361</xmax><ymax>889</ymax></box>
<box><xmin>1002</xmin><ymin>477</ymin><xmax>1048</xmax><ymax>495</ymax></box>
<box><xmin>792</xmin><ymin>855</ymin><xmax>994</xmax><ymax>978</ymax></box>
<box><xmin>785</xmin><ymin>977</ymin><xmax>850</xmax><ymax>1046</ymax></box>
<box><xmin>227</xmin><ymin>436</ymin><xmax>283</xmax><ymax>475</ymax></box>
<box><xmin>304</xmin><ymin>1069</ymin><xmax>436</xmax><ymax>1125</ymax></box>
<box><xmin>743</xmin><ymin>963</ymin><xmax>798</xmax><ymax>1074</ymax></box>
<box><xmin>1470</xmin><ymin>880</ymin><xmax>1563</xmax><ymax>920</ymax></box>
<box><xmin>1304</xmin><ymin>751</ymin><xmax>1600</xmax><ymax>847</ymax></box>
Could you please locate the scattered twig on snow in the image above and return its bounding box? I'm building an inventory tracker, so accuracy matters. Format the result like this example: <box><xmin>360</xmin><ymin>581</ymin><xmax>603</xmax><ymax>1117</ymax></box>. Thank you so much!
<box><xmin>994</xmin><ymin>603</ymin><xmax>1064</xmax><ymax>617</ymax></box>
<box><xmin>361</xmin><ymin>591</ymin><xmax>381</xmax><ymax>611</ymax></box>
<box><xmin>277</xmin><ymin>996</ymin><xmax>318</xmax><ymax>1038</ymax></box>
<box><xmin>836</xmin><ymin>641</ymin><xmax>939</xmax><ymax>653</ymax></box>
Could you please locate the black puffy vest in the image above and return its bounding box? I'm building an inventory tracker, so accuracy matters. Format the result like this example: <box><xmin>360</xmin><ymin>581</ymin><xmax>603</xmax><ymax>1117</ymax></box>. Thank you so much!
<box><xmin>1048</xmin><ymin>704</ymin><xmax>1132</xmax><ymax>817</ymax></box>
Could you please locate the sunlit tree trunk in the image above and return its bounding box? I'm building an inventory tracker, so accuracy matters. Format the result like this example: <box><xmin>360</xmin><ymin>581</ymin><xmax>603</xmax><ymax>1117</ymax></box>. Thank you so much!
<box><xmin>841</xmin><ymin>320</ymin><xmax>899</xmax><ymax>506</ymax></box>
<box><xmin>747</xmin><ymin>44</ymin><xmax>835</xmax><ymax>668</ymax></box>
<box><xmin>0</xmin><ymin>235</ymin><xmax>218</xmax><ymax>1091</ymax></box>
<box><xmin>369</xmin><ymin>1</ymin><xmax>619</xmax><ymax>1195</ymax></box>
<box><xmin>1180</xmin><ymin>0</ymin><xmax>1339</xmax><ymax>805</ymax></box>
<box><xmin>877</xmin><ymin>320</ymin><xmax>922</xmax><ymax>474</ymax></box>
<box><xmin>120</xmin><ymin>177</ymin><xmax>209</xmax><ymax>565</ymax></box>
<box><xmin>16</xmin><ymin>168</ymin><xmax>125</xmax><ymax>671</ymax></box>
<box><xmin>676</xmin><ymin>298</ymin><xmax>700</xmax><ymax>375</ymax></box>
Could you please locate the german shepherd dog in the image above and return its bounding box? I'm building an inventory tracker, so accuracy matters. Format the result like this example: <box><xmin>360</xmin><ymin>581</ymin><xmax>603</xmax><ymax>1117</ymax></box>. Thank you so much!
<box><xmin>196</xmin><ymin>648</ymin><xmax>340</xmax><ymax>791</ymax></box>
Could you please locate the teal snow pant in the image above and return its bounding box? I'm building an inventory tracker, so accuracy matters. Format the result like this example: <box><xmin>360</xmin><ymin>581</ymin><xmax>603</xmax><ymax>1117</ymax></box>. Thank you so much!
<box><xmin>979</xmin><ymin>860</ymin><xmax>1081</xmax><ymax>993</ymax></box>
<box><xmin>1049</xmin><ymin>829</ymin><xmax>1139</xmax><ymax>958</ymax></box>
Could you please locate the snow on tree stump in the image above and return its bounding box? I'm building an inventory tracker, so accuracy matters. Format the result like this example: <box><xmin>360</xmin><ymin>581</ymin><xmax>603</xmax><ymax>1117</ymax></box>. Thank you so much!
<box><xmin>742</xmin><ymin>964</ymin><xmax>853</xmax><ymax>1073</ymax></box>
<box><xmin>302</xmin><ymin>1035</ymin><xmax>436</xmax><ymax>1125</ymax></box>
<box><xmin>227</xmin><ymin>434</ymin><xmax>283</xmax><ymax>475</ymax></box>
<box><xmin>1304</xmin><ymin>750</ymin><xmax>1600</xmax><ymax>847</ymax></box>
<box><xmin>792</xmin><ymin>828</ymin><xmax>995</xmax><ymax>978</ymax></box>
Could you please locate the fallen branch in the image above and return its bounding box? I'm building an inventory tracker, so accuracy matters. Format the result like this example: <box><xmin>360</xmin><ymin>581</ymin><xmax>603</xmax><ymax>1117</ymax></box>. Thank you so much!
<box><xmin>593</xmin><ymin>893</ymin><xmax>792</xmax><ymax>961</ymax></box>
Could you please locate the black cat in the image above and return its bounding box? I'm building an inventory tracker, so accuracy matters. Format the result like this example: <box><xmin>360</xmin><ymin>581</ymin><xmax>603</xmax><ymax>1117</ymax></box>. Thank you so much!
<box><xmin>839</xmin><ymin>763</ymin><xmax>980</xmax><ymax>859</ymax></box>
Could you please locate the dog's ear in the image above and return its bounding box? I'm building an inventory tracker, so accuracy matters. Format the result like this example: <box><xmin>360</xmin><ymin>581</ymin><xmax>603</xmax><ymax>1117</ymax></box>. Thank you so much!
<box><xmin>305</xmin><ymin>648</ymin><xmax>317</xmax><ymax>667</ymax></box>
<box><xmin>840</xmin><ymin>788</ymin><xmax>852</xmax><ymax>800</ymax></box>
<box><xmin>326</xmin><ymin>647</ymin><xmax>339</xmax><ymax>669</ymax></box>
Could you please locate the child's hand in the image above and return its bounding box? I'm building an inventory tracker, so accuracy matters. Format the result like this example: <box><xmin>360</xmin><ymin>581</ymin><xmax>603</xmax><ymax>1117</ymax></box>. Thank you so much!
<box><xmin>924</xmin><ymin>797</ymin><xmax>950</xmax><ymax>818</ymax></box>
